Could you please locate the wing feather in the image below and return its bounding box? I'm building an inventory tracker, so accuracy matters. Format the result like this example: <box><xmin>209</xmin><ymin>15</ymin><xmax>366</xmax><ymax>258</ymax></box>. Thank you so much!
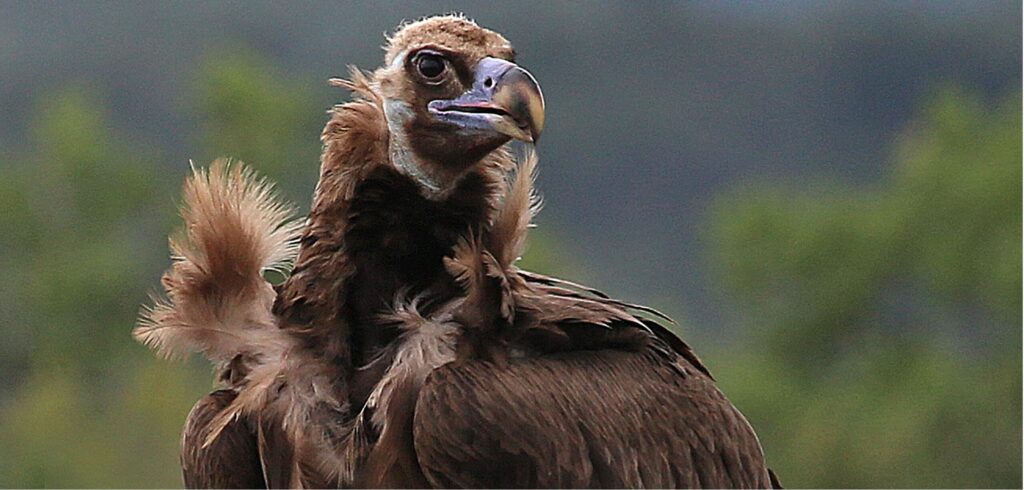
<box><xmin>181</xmin><ymin>390</ymin><xmax>266</xmax><ymax>489</ymax></box>
<box><xmin>413</xmin><ymin>345</ymin><xmax>772</xmax><ymax>489</ymax></box>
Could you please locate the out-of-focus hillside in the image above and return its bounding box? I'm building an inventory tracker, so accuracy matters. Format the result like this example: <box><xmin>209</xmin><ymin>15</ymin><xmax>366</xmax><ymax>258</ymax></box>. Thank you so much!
<box><xmin>0</xmin><ymin>2</ymin><xmax>1019</xmax><ymax>488</ymax></box>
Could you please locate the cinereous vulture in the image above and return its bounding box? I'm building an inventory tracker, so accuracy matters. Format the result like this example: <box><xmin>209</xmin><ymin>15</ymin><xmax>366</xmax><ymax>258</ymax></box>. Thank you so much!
<box><xmin>135</xmin><ymin>14</ymin><xmax>778</xmax><ymax>489</ymax></box>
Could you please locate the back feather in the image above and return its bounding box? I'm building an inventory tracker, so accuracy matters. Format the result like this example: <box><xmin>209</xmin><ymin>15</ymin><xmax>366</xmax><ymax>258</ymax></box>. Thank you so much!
<box><xmin>133</xmin><ymin>159</ymin><xmax>301</xmax><ymax>363</ymax></box>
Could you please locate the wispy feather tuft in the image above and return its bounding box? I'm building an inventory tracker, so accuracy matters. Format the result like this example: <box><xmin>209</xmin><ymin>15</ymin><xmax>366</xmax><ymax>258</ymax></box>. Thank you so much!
<box><xmin>489</xmin><ymin>149</ymin><xmax>541</xmax><ymax>269</ymax></box>
<box><xmin>133</xmin><ymin>159</ymin><xmax>301</xmax><ymax>362</ymax></box>
<box><xmin>329</xmin><ymin>66</ymin><xmax>381</xmax><ymax>103</ymax></box>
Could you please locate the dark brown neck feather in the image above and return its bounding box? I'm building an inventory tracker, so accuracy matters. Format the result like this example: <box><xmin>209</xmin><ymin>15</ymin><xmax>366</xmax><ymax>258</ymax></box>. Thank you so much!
<box><xmin>273</xmin><ymin>78</ymin><xmax>504</xmax><ymax>409</ymax></box>
<box><xmin>343</xmin><ymin>166</ymin><xmax>496</xmax><ymax>368</ymax></box>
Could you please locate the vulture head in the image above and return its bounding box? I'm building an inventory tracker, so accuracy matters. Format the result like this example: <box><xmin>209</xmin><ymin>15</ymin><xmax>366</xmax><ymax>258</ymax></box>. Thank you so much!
<box><xmin>370</xmin><ymin>16</ymin><xmax>545</xmax><ymax>194</ymax></box>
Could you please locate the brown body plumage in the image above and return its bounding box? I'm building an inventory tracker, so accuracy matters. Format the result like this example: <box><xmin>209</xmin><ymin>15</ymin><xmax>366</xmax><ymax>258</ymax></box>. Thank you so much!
<box><xmin>135</xmin><ymin>15</ymin><xmax>777</xmax><ymax>489</ymax></box>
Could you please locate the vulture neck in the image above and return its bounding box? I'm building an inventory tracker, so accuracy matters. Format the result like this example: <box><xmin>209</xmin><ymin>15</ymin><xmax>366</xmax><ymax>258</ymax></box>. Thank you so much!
<box><xmin>383</xmin><ymin>99</ymin><xmax>443</xmax><ymax>197</ymax></box>
<box><xmin>274</xmin><ymin>92</ymin><xmax>506</xmax><ymax>406</ymax></box>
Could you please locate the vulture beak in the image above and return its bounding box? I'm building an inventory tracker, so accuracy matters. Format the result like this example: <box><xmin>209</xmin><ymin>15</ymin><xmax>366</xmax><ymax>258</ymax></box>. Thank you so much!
<box><xmin>429</xmin><ymin>57</ymin><xmax>545</xmax><ymax>143</ymax></box>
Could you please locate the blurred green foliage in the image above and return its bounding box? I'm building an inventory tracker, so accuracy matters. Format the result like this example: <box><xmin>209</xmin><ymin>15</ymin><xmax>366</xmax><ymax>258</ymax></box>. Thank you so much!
<box><xmin>0</xmin><ymin>50</ymin><xmax>1018</xmax><ymax>488</ymax></box>
<box><xmin>194</xmin><ymin>47</ymin><xmax>323</xmax><ymax>205</ymax></box>
<box><xmin>707</xmin><ymin>89</ymin><xmax>1021</xmax><ymax>488</ymax></box>
<box><xmin>0</xmin><ymin>89</ymin><xmax>206</xmax><ymax>487</ymax></box>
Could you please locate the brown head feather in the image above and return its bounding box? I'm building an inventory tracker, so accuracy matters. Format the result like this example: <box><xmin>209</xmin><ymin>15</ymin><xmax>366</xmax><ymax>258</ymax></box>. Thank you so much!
<box><xmin>384</xmin><ymin>15</ymin><xmax>514</xmax><ymax>67</ymax></box>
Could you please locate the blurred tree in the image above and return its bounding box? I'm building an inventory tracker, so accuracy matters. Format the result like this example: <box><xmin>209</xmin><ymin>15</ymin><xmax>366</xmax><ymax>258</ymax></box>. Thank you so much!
<box><xmin>0</xmin><ymin>47</ymin><xmax>1018</xmax><ymax>489</ymax></box>
<box><xmin>0</xmin><ymin>52</ymin><xmax>327</xmax><ymax>487</ymax></box>
<box><xmin>194</xmin><ymin>47</ymin><xmax>323</xmax><ymax>205</ymax></box>
<box><xmin>0</xmin><ymin>88</ymin><xmax>208</xmax><ymax>487</ymax></box>
<box><xmin>707</xmin><ymin>88</ymin><xmax>1021</xmax><ymax>488</ymax></box>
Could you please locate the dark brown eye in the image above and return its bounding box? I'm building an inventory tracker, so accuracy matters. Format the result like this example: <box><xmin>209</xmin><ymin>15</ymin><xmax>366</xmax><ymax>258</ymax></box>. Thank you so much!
<box><xmin>415</xmin><ymin>52</ymin><xmax>446</xmax><ymax>82</ymax></box>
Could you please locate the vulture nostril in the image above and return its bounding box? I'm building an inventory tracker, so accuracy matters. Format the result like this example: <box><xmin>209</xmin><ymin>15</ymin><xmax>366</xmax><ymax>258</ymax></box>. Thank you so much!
<box><xmin>484</xmin><ymin>77</ymin><xmax>494</xmax><ymax>89</ymax></box>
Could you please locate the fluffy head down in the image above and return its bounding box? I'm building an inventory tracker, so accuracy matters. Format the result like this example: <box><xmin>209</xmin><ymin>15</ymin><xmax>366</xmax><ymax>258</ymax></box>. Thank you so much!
<box><xmin>384</xmin><ymin>15</ymin><xmax>514</xmax><ymax>67</ymax></box>
<box><xmin>134</xmin><ymin>160</ymin><xmax>301</xmax><ymax>363</ymax></box>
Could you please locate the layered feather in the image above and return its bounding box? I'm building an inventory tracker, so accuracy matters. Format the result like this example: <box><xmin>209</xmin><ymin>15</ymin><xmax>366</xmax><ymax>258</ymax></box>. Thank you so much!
<box><xmin>444</xmin><ymin>150</ymin><xmax>540</xmax><ymax>326</ymax></box>
<box><xmin>133</xmin><ymin>159</ymin><xmax>302</xmax><ymax>363</ymax></box>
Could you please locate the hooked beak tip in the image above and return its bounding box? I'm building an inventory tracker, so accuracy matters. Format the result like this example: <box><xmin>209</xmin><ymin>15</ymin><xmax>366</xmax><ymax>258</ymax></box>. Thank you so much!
<box><xmin>492</xmin><ymin>65</ymin><xmax>545</xmax><ymax>143</ymax></box>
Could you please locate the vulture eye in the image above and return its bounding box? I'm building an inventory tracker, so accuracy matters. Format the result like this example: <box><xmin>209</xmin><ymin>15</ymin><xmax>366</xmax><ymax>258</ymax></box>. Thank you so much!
<box><xmin>414</xmin><ymin>51</ymin><xmax>447</xmax><ymax>82</ymax></box>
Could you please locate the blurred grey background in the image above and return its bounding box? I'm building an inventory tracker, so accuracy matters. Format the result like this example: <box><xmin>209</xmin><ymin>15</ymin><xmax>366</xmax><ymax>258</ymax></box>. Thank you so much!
<box><xmin>0</xmin><ymin>1</ymin><xmax>1020</xmax><ymax>488</ymax></box>
<box><xmin>1</xmin><ymin>1</ymin><xmax>1019</xmax><ymax>323</ymax></box>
